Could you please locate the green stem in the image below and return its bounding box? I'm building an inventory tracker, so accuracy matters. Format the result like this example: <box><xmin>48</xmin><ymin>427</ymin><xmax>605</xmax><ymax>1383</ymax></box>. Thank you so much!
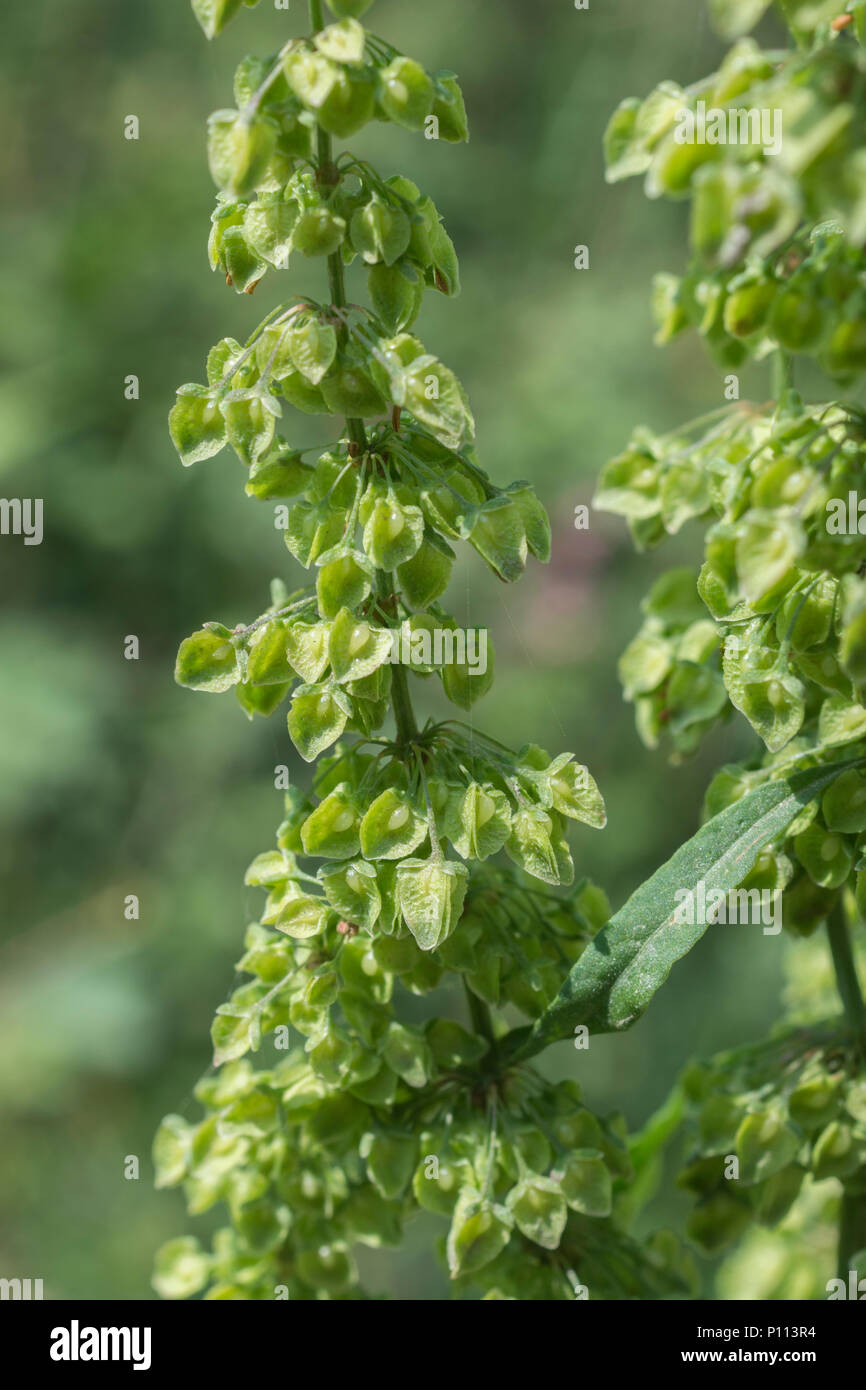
<box><xmin>386</xmin><ymin>618</ymin><xmax>420</xmax><ymax>745</ymax></box>
<box><xmin>309</xmin><ymin>18</ymin><xmax>364</xmax><ymax>457</ymax></box>
<box><xmin>826</xmin><ymin>900</ymin><xmax>866</xmax><ymax>1050</ymax></box>
<box><xmin>826</xmin><ymin>901</ymin><xmax>866</xmax><ymax>1278</ymax></box>
<box><xmin>772</xmin><ymin>348</ymin><xmax>793</xmax><ymax>399</ymax></box>
<box><xmin>380</xmin><ymin>592</ymin><xmax>419</xmax><ymax>745</ymax></box>
<box><xmin>838</xmin><ymin>1191</ymin><xmax>866</xmax><ymax>1281</ymax></box>
<box><xmin>464</xmin><ymin>980</ymin><xmax>499</xmax><ymax>1069</ymax></box>
<box><xmin>308</xmin><ymin>3</ymin><xmax>363</xmax><ymax>451</ymax></box>
<box><xmin>308</xmin><ymin>0</ymin><xmax>419</xmax><ymax>745</ymax></box>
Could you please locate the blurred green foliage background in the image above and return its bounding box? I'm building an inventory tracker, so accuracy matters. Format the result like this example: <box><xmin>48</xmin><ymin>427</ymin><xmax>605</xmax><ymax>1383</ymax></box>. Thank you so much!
<box><xmin>0</xmin><ymin>0</ymin><xmax>801</xmax><ymax>1298</ymax></box>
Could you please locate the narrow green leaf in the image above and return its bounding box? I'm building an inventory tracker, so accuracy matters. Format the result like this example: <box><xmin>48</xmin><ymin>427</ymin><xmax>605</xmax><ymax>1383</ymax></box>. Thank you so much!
<box><xmin>503</xmin><ymin>757</ymin><xmax>866</xmax><ymax>1063</ymax></box>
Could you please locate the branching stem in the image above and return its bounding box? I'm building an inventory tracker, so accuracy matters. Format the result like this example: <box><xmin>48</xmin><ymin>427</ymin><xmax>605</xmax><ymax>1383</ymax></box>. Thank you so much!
<box><xmin>308</xmin><ymin>0</ymin><xmax>420</xmax><ymax>752</ymax></box>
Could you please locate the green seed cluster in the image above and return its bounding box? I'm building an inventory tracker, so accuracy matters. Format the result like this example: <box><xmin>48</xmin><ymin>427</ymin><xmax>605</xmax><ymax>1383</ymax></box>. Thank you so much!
<box><xmin>678</xmin><ymin>1029</ymin><xmax>866</xmax><ymax>1256</ymax></box>
<box><xmin>152</xmin><ymin>808</ymin><xmax>631</xmax><ymax>1296</ymax></box>
<box><xmin>205</xmin><ymin>21</ymin><xmax>466</xmax><ymax>298</ymax></box>
<box><xmin>598</xmin><ymin>393</ymin><xmax>866</xmax><ymax>933</ymax></box>
<box><xmin>598</xmin><ymin>401</ymin><xmax>866</xmax><ymax>760</ymax></box>
<box><xmin>606</xmin><ymin>17</ymin><xmax>866</xmax><ymax>378</ymax></box>
<box><xmin>219</xmin><ymin>843</ymin><xmax>609</xmax><ymax>1058</ymax></box>
<box><xmin>154</xmin><ymin>1056</ymin><xmax>694</xmax><ymax>1300</ymax></box>
<box><xmin>172</xmin><ymin>424</ymin><xmax>552</xmax><ymax>740</ymax></box>
<box><xmin>652</xmin><ymin>228</ymin><xmax>866</xmax><ymax>380</ymax></box>
<box><xmin>601</xmin><ymin>8</ymin><xmax>866</xmax><ymax>803</ymax></box>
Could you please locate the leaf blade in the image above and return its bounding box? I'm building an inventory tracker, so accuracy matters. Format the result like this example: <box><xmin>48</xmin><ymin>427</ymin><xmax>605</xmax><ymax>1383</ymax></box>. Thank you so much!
<box><xmin>504</xmin><ymin>757</ymin><xmax>865</xmax><ymax>1063</ymax></box>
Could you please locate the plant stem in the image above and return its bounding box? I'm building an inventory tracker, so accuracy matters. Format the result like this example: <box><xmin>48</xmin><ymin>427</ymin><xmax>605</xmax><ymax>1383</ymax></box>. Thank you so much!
<box><xmin>390</xmin><ymin>648</ymin><xmax>419</xmax><ymax>744</ymax></box>
<box><xmin>464</xmin><ymin>980</ymin><xmax>499</xmax><ymax>1068</ymax></box>
<box><xmin>838</xmin><ymin>1191</ymin><xmax>866</xmax><ymax>1281</ymax></box>
<box><xmin>826</xmin><ymin>900</ymin><xmax>866</xmax><ymax>1277</ymax></box>
<box><xmin>378</xmin><ymin>564</ymin><xmax>420</xmax><ymax>744</ymax></box>
<box><xmin>772</xmin><ymin>348</ymin><xmax>793</xmax><ymax>399</ymax></box>
<box><xmin>308</xmin><ymin>3</ymin><xmax>361</xmax><ymax>448</ymax></box>
<box><xmin>308</xmin><ymin>0</ymin><xmax>419</xmax><ymax>747</ymax></box>
<box><xmin>827</xmin><ymin>900</ymin><xmax>866</xmax><ymax>1050</ymax></box>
